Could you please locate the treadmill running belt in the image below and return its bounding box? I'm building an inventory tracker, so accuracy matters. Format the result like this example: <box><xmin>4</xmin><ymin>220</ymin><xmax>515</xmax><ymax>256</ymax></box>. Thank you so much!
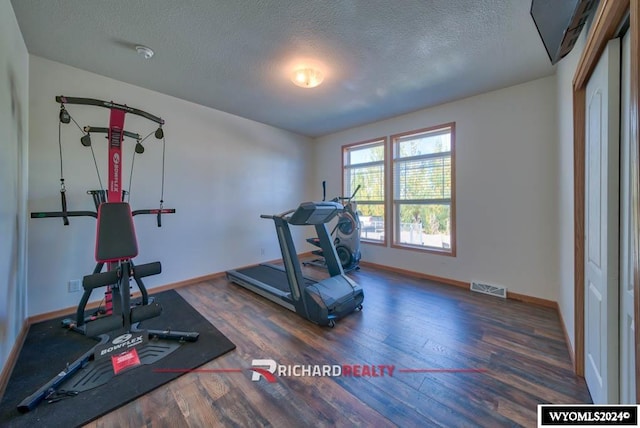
<box><xmin>235</xmin><ymin>265</ymin><xmax>315</xmax><ymax>293</ymax></box>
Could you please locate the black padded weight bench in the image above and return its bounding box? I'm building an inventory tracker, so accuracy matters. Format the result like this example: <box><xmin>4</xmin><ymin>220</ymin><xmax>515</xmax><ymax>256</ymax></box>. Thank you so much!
<box><xmin>18</xmin><ymin>202</ymin><xmax>198</xmax><ymax>413</ymax></box>
<box><xmin>19</xmin><ymin>96</ymin><xmax>200</xmax><ymax>413</ymax></box>
<box><xmin>63</xmin><ymin>202</ymin><xmax>198</xmax><ymax>342</ymax></box>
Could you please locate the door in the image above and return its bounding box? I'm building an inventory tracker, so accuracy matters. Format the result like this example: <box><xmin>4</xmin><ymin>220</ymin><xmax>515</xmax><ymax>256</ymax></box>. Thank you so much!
<box><xmin>584</xmin><ymin>37</ymin><xmax>620</xmax><ymax>404</ymax></box>
<box><xmin>619</xmin><ymin>30</ymin><xmax>636</xmax><ymax>404</ymax></box>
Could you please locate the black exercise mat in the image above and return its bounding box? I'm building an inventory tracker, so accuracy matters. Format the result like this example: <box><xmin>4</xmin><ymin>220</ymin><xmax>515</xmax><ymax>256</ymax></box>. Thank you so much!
<box><xmin>0</xmin><ymin>289</ymin><xmax>235</xmax><ymax>427</ymax></box>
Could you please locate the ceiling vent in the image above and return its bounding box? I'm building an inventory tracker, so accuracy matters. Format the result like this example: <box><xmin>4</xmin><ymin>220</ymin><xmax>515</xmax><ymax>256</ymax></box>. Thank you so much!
<box><xmin>530</xmin><ymin>0</ymin><xmax>599</xmax><ymax>65</ymax></box>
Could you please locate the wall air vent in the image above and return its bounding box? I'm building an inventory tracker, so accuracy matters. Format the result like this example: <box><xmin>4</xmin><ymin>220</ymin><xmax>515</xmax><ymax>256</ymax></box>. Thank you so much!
<box><xmin>470</xmin><ymin>281</ymin><xmax>507</xmax><ymax>299</ymax></box>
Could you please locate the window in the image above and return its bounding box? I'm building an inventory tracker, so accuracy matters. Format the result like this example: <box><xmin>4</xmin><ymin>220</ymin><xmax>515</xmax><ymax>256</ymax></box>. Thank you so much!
<box><xmin>341</xmin><ymin>123</ymin><xmax>456</xmax><ymax>254</ymax></box>
<box><xmin>343</xmin><ymin>138</ymin><xmax>386</xmax><ymax>243</ymax></box>
<box><xmin>391</xmin><ymin>123</ymin><xmax>455</xmax><ymax>255</ymax></box>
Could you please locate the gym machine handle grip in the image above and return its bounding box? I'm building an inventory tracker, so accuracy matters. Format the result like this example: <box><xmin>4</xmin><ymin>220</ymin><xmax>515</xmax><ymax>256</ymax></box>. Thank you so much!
<box><xmin>149</xmin><ymin>330</ymin><xmax>199</xmax><ymax>342</ymax></box>
<box><xmin>131</xmin><ymin>208</ymin><xmax>176</xmax><ymax>228</ymax></box>
<box><xmin>31</xmin><ymin>209</ymin><xmax>175</xmax><ymax>222</ymax></box>
<box><xmin>31</xmin><ymin>211</ymin><xmax>98</xmax><ymax>220</ymax></box>
<box><xmin>17</xmin><ymin>334</ymin><xmax>109</xmax><ymax>413</ymax></box>
<box><xmin>83</xmin><ymin>126</ymin><xmax>141</xmax><ymax>140</ymax></box>
<box><xmin>60</xmin><ymin>191</ymin><xmax>69</xmax><ymax>226</ymax></box>
<box><xmin>56</xmin><ymin>96</ymin><xmax>164</xmax><ymax>125</ymax></box>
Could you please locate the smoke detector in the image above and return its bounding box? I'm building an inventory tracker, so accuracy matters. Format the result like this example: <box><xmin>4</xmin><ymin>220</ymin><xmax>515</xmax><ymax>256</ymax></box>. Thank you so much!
<box><xmin>135</xmin><ymin>45</ymin><xmax>154</xmax><ymax>59</ymax></box>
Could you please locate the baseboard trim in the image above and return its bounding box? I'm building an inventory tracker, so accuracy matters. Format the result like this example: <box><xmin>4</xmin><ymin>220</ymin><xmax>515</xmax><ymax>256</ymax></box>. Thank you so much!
<box><xmin>359</xmin><ymin>261</ymin><xmax>469</xmax><ymax>288</ymax></box>
<box><xmin>148</xmin><ymin>272</ymin><xmax>225</xmax><ymax>293</ymax></box>
<box><xmin>358</xmin><ymin>261</ymin><xmax>557</xmax><ymax>308</ymax></box>
<box><xmin>28</xmin><ymin>272</ymin><xmax>226</xmax><ymax>325</ymax></box>
<box><xmin>0</xmin><ymin>320</ymin><xmax>29</xmax><ymax>400</ymax></box>
<box><xmin>556</xmin><ymin>303</ymin><xmax>576</xmax><ymax>370</ymax></box>
<box><xmin>506</xmin><ymin>291</ymin><xmax>557</xmax><ymax>308</ymax></box>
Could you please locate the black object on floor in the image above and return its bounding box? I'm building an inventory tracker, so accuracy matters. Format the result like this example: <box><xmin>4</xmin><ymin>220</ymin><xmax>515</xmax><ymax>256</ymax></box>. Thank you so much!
<box><xmin>0</xmin><ymin>290</ymin><xmax>236</xmax><ymax>427</ymax></box>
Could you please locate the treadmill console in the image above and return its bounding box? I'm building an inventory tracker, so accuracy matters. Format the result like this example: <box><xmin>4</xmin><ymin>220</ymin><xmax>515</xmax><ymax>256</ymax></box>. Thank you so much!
<box><xmin>288</xmin><ymin>201</ymin><xmax>342</xmax><ymax>225</ymax></box>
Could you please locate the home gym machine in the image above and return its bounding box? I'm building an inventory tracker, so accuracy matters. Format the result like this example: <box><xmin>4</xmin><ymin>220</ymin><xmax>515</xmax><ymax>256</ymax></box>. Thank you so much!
<box><xmin>226</xmin><ymin>200</ymin><xmax>364</xmax><ymax>327</ymax></box>
<box><xmin>304</xmin><ymin>181</ymin><xmax>362</xmax><ymax>272</ymax></box>
<box><xmin>18</xmin><ymin>96</ymin><xmax>198</xmax><ymax>413</ymax></box>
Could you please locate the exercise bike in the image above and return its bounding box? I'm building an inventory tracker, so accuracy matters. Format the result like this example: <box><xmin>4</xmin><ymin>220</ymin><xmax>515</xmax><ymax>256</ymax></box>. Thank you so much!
<box><xmin>305</xmin><ymin>182</ymin><xmax>361</xmax><ymax>272</ymax></box>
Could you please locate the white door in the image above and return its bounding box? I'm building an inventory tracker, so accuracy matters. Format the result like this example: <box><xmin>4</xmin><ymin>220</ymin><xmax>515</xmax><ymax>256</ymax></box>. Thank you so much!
<box><xmin>584</xmin><ymin>37</ymin><xmax>620</xmax><ymax>404</ymax></box>
<box><xmin>619</xmin><ymin>30</ymin><xmax>636</xmax><ymax>404</ymax></box>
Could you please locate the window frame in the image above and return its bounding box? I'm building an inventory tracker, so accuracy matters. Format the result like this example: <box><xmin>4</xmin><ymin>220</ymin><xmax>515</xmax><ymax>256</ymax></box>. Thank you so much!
<box><xmin>390</xmin><ymin>122</ymin><xmax>456</xmax><ymax>256</ymax></box>
<box><xmin>342</xmin><ymin>137</ymin><xmax>387</xmax><ymax>246</ymax></box>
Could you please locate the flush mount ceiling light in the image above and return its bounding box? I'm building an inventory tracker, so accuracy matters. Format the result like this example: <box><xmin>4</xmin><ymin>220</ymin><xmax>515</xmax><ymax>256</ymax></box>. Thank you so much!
<box><xmin>291</xmin><ymin>67</ymin><xmax>324</xmax><ymax>88</ymax></box>
<box><xmin>135</xmin><ymin>45</ymin><xmax>154</xmax><ymax>59</ymax></box>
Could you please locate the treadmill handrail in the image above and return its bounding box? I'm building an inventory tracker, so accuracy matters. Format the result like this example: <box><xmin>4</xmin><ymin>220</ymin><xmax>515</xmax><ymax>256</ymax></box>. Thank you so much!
<box><xmin>260</xmin><ymin>209</ymin><xmax>296</xmax><ymax>220</ymax></box>
<box><xmin>261</xmin><ymin>201</ymin><xmax>343</xmax><ymax>224</ymax></box>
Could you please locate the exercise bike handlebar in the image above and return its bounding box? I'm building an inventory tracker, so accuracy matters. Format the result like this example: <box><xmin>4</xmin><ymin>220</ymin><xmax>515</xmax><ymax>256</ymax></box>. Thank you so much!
<box><xmin>336</xmin><ymin>184</ymin><xmax>361</xmax><ymax>202</ymax></box>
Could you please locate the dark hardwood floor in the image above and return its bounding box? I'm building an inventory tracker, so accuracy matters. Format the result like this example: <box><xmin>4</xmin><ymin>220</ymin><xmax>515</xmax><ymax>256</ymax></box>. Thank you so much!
<box><xmin>87</xmin><ymin>263</ymin><xmax>591</xmax><ymax>427</ymax></box>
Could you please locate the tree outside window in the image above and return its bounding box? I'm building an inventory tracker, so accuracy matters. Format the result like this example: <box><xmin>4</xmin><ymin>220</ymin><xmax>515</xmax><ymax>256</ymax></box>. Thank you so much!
<box><xmin>392</xmin><ymin>123</ymin><xmax>456</xmax><ymax>255</ymax></box>
<box><xmin>343</xmin><ymin>138</ymin><xmax>386</xmax><ymax>243</ymax></box>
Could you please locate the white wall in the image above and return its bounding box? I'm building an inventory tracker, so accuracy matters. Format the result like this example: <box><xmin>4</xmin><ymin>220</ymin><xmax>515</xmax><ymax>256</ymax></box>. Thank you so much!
<box><xmin>314</xmin><ymin>76</ymin><xmax>559</xmax><ymax>301</ymax></box>
<box><xmin>0</xmin><ymin>0</ymin><xmax>29</xmax><ymax>374</ymax></box>
<box><xmin>28</xmin><ymin>56</ymin><xmax>314</xmax><ymax>316</ymax></box>
<box><xmin>555</xmin><ymin>32</ymin><xmax>587</xmax><ymax>353</ymax></box>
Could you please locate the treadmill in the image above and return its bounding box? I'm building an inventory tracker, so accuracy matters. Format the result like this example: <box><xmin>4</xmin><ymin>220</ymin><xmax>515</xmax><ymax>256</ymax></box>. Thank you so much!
<box><xmin>226</xmin><ymin>201</ymin><xmax>364</xmax><ymax>327</ymax></box>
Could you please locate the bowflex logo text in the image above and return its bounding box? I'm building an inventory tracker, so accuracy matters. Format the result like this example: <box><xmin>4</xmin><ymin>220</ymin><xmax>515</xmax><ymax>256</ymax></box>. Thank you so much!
<box><xmin>111</xmin><ymin>151</ymin><xmax>120</xmax><ymax>193</ymax></box>
<box><xmin>250</xmin><ymin>358</ymin><xmax>395</xmax><ymax>383</ymax></box>
<box><xmin>96</xmin><ymin>332</ymin><xmax>146</xmax><ymax>359</ymax></box>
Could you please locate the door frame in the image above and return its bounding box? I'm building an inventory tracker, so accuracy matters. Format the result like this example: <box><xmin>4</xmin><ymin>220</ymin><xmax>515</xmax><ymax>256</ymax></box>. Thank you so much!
<box><xmin>573</xmin><ymin>0</ymin><xmax>640</xmax><ymax>401</ymax></box>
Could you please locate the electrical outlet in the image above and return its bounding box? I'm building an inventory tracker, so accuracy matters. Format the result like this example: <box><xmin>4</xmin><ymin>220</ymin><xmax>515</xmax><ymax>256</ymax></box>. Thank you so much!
<box><xmin>68</xmin><ymin>279</ymin><xmax>82</xmax><ymax>293</ymax></box>
<box><xmin>260</xmin><ymin>248</ymin><xmax>265</xmax><ymax>256</ymax></box>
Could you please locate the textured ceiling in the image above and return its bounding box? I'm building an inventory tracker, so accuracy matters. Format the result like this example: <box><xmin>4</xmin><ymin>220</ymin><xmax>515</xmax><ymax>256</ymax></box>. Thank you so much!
<box><xmin>10</xmin><ymin>0</ymin><xmax>555</xmax><ymax>137</ymax></box>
